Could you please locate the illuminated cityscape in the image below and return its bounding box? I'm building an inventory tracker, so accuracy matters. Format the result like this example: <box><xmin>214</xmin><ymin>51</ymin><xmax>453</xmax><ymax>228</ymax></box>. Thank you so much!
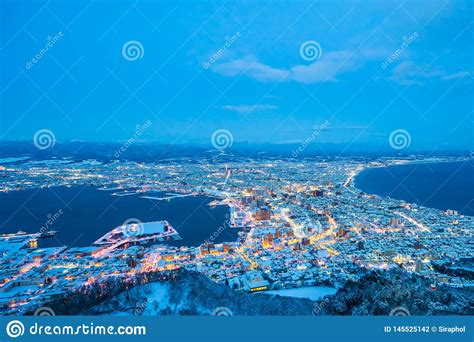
<box><xmin>0</xmin><ymin>155</ymin><xmax>472</xmax><ymax>315</ymax></box>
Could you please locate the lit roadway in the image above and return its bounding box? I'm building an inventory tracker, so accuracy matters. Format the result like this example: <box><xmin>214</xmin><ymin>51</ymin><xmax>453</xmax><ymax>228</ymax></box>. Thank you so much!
<box><xmin>280</xmin><ymin>208</ymin><xmax>339</xmax><ymax>255</ymax></box>
<box><xmin>394</xmin><ymin>211</ymin><xmax>431</xmax><ymax>233</ymax></box>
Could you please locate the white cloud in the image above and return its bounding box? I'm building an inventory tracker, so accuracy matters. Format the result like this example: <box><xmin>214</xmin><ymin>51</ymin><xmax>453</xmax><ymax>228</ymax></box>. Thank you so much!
<box><xmin>442</xmin><ymin>71</ymin><xmax>471</xmax><ymax>80</ymax></box>
<box><xmin>291</xmin><ymin>51</ymin><xmax>358</xmax><ymax>83</ymax></box>
<box><xmin>389</xmin><ymin>61</ymin><xmax>441</xmax><ymax>85</ymax></box>
<box><xmin>218</xmin><ymin>104</ymin><xmax>279</xmax><ymax>114</ymax></box>
<box><xmin>211</xmin><ymin>49</ymin><xmax>386</xmax><ymax>84</ymax></box>
<box><xmin>389</xmin><ymin>61</ymin><xmax>471</xmax><ymax>85</ymax></box>
<box><xmin>212</xmin><ymin>56</ymin><xmax>289</xmax><ymax>82</ymax></box>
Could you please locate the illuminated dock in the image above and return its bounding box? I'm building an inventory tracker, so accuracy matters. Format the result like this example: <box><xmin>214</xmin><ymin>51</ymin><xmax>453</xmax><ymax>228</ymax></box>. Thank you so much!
<box><xmin>140</xmin><ymin>193</ymin><xmax>194</xmax><ymax>201</ymax></box>
<box><xmin>93</xmin><ymin>221</ymin><xmax>181</xmax><ymax>247</ymax></box>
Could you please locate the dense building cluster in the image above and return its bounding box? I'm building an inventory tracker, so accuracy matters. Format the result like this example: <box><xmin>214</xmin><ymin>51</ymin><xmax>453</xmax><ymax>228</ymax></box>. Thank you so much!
<box><xmin>0</xmin><ymin>155</ymin><xmax>472</xmax><ymax>315</ymax></box>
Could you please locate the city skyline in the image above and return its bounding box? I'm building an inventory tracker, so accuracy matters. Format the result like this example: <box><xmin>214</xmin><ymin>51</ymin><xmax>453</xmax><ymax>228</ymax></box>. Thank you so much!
<box><xmin>1</xmin><ymin>153</ymin><xmax>473</xmax><ymax>317</ymax></box>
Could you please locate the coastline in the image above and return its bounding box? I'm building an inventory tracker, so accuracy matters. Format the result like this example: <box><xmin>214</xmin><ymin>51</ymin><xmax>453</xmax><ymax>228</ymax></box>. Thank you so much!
<box><xmin>352</xmin><ymin>158</ymin><xmax>473</xmax><ymax>216</ymax></box>
<box><xmin>0</xmin><ymin>185</ymin><xmax>233</xmax><ymax>247</ymax></box>
<box><xmin>2</xmin><ymin>155</ymin><xmax>473</xmax><ymax>316</ymax></box>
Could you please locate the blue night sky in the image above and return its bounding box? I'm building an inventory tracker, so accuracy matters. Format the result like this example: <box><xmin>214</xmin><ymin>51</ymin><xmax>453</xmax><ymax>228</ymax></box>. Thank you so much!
<box><xmin>0</xmin><ymin>0</ymin><xmax>472</xmax><ymax>150</ymax></box>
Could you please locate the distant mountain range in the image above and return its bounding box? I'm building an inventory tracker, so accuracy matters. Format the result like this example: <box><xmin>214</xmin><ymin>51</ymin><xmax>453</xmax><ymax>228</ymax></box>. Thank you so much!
<box><xmin>0</xmin><ymin>141</ymin><xmax>470</xmax><ymax>163</ymax></box>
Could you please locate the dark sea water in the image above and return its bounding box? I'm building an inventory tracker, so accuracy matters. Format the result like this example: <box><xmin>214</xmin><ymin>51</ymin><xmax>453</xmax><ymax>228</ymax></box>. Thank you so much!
<box><xmin>0</xmin><ymin>186</ymin><xmax>236</xmax><ymax>247</ymax></box>
<box><xmin>355</xmin><ymin>161</ymin><xmax>474</xmax><ymax>216</ymax></box>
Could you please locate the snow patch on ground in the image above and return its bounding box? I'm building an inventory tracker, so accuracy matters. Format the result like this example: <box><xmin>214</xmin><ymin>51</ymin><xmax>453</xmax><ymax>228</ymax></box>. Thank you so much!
<box><xmin>263</xmin><ymin>286</ymin><xmax>337</xmax><ymax>301</ymax></box>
